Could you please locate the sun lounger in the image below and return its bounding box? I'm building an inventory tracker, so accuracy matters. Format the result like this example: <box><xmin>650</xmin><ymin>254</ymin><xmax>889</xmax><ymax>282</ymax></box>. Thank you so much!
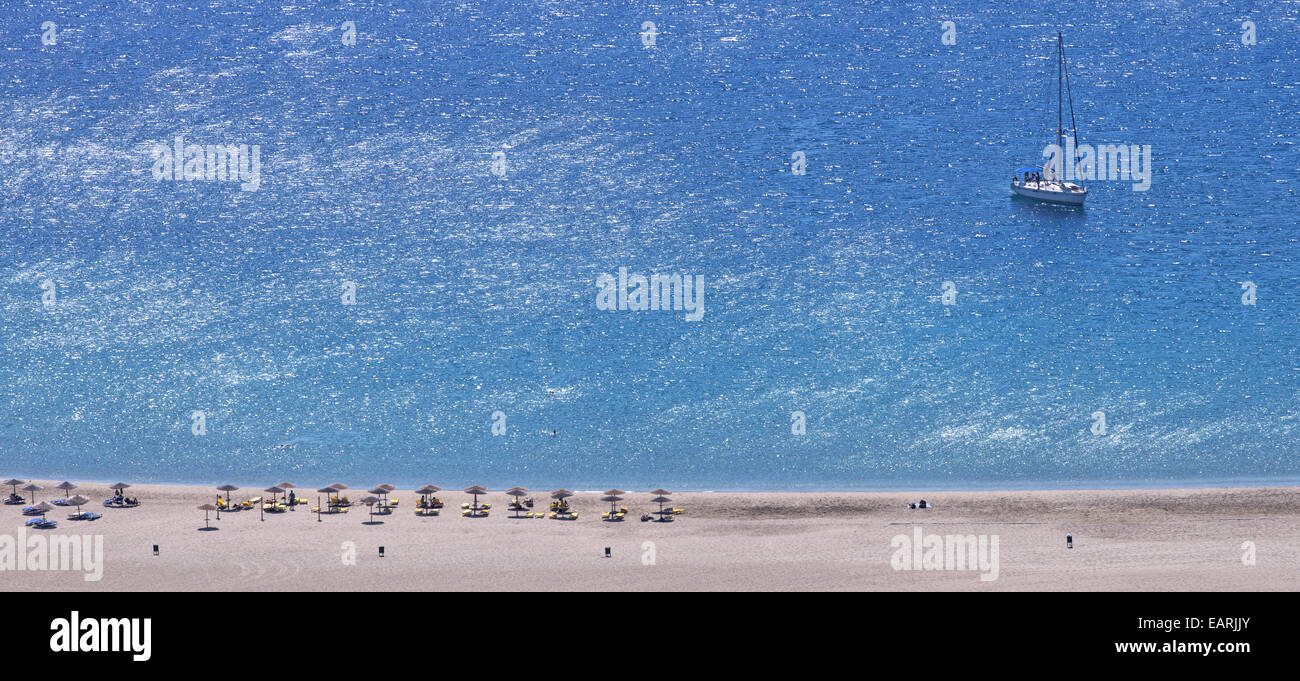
<box><xmin>21</xmin><ymin>506</ymin><xmax>42</xmax><ymax>516</ymax></box>
<box><xmin>69</xmin><ymin>511</ymin><xmax>102</xmax><ymax>521</ymax></box>
<box><xmin>25</xmin><ymin>518</ymin><xmax>57</xmax><ymax>529</ymax></box>
<box><xmin>50</xmin><ymin>498</ymin><xmax>70</xmax><ymax>506</ymax></box>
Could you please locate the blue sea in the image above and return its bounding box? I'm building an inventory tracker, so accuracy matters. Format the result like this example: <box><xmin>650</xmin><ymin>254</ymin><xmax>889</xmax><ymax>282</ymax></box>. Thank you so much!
<box><xmin>1</xmin><ymin>1</ymin><xmax>1297</xmax><ymax>491</ymax></box>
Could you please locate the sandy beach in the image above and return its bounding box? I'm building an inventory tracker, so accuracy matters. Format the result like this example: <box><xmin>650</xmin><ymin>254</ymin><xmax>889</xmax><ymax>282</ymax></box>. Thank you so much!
<box><xmin>3</xmin><ymin>482</ymin><xmax>1297</xmax><ymax>591</ymax></box>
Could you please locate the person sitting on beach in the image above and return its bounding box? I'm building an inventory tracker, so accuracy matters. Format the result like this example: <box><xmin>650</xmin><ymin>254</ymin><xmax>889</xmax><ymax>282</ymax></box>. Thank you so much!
<box><xmin>918</xmin><ymin>500</ymin><xmax>928</xmax><ymax>509</ymax></box>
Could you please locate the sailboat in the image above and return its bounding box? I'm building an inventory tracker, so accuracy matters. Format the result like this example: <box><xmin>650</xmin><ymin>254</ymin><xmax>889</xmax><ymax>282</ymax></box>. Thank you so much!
<box><xmin>1011</xmin><ymin>32</ymin><xmax>1087</xmax><ymax>206</ymax></box>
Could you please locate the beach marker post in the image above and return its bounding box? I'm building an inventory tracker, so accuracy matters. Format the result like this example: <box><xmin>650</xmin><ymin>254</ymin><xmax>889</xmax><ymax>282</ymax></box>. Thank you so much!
<box><xmin>604</xmin><ymin>547</ymin><xmax>611</xmax><ymax>558</ymax></box>
<box><xmin>379</xmin><ymin>546</ymin><xmax>385</xmax><ymax>558</ymax></box>
<box><xmin>1066</xmin><ymin>534</ymin><xmax>1073</xmax><ymax>549</ymax></box>
<box><xmin>153</xmin><ymin>544</ymin><xmax>159</xmax><ymax>556</ymax></box>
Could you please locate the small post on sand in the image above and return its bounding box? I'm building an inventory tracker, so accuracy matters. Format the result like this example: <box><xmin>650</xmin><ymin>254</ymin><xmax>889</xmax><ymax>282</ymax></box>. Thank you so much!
<box><xmin>1066</xmin><ymin>534</ymin><xmax>1073</xmax><ymax>549</ymax></box>
<box><xmin>604</xmin><ymin>547</ymin><xmax>611</xmax><ymax>558</ymax></box>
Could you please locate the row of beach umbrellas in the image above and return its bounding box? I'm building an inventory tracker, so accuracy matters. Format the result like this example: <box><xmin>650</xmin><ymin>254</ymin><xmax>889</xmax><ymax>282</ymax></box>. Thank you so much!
<box><xmin>5</xmin><ymin>479</ymin><xmax>134</xmax><ymax>503</ymax></box>
<box><xmin>194</xmin><ymin>483</ymin><xmax>675</xmax><ymax>521</ymax></box>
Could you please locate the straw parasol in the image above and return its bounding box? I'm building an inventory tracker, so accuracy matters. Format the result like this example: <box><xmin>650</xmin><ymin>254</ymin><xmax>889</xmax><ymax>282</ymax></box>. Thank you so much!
<box><xmin>550</xmin><ymin>489</ymin><xmax>574</xmax><ymax>513</ymax></box>
<box><xmin>464</xmin><ymin>486</ymin><xmax>487</xmax><ymax>510</ymax></box>
<box><xmin>22</xmin><ymin>484</ymin><xmax>43</xmax><ymax>504</ymax></box>
<box><xmin>67</xmin><ymin>494</ymin><xmax>91</xmax><ymax>517</ymax></box>
<box><xmin>33</xmin><ymin>501</ymin><xmax>54</xmax><ymax>522</ymax></box>
<box><xmin>109</xmin><ymin>482</ymin><xmax>131</xmax><ymax>500</ymax></box>
<box><xmin>360</xmin><ymin>495</ymin><xmax>381</xmax><ymax>523</ymax></box>
<box><xmin>415</xmin><ymin>485</ymin><xmax>440</xmax><ymax>506</ymax></box>
<box><xmin>327</xmin><ymin>484</ymin><xmax>348</xmax><ymax>506</ymax></box>
<box><xmin>264</xmin><ymin>487</ymin><xmax>285</xmax><ymax>512</ymax></box>
<box><xmin>505</xmin><ymin>488</ymin><xmax>528</xmax><ymax>517</ymax></box>
<box><xmin>216</xmin><ymin>484</ymin><xmax>239</xmax><ymax>506</ymax></box>
<box><xmin>601</xmin><ymin>494</ymin><xmax>624</xmax><ymax>514</ymax></box>
<box><xmin>55</xmin><ymin>481</ymin><xmax>77</xmax><ymax>500</ymax></box>
<box><xmin>603</xmin><ymin>489</ymin><xmax>626</xmax><ymax>512</ymax></box>
<box><xmin>4</xmin><ymin>478</ymin><xmax>25</xmax><ymax>498</ymax></box>
<box><xmin>315</xmin><ymin>487</ymin><xmax>335</xmax><ymax>520</ymax></box>
<box><xmin>367</xmin><ymin>487</ymin><xmax>390</xmax><ymax>511</ymax></box>
<box><xmin>197</xmin><ymin>503</ymin><xmax>217</xmax><ymax>529</ymax></box>
<box><xmin>650</xmin><ymin>495</ymin><xmax>673</xmax><ymax>517</ymax></box>
<box><xmin>276</xmin><ymin>482</ymin><xmax>296</xmax><ymax>504</ymax></box>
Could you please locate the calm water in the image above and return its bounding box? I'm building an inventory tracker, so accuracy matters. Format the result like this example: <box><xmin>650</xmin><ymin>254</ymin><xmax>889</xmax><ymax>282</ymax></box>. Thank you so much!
<box><xmin>1</xmin><ymin>1</ymin><xmax>1297</xmax><ymax>491</ymax></box>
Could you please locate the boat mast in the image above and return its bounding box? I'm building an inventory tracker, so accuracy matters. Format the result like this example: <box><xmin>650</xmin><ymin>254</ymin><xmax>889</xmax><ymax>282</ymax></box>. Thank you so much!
<box><xmin>1057</xmin><ymin>31</ymin><xmax>1063</xmax><ymax>179</ymax></box>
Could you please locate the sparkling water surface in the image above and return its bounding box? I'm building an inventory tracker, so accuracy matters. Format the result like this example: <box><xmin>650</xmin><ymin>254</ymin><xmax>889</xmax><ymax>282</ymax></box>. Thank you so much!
<box><xmin>1</xmin><ymin>1</ymin><xmax>1297</xmax><ymax>491</ymax></box>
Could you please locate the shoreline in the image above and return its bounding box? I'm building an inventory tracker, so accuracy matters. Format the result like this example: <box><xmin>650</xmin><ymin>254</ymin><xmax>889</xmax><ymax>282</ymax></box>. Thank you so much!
<box><xmin>5</xmin><ymin>473</ymin><xmax>1300</xmax><ymax>495</ymax></box>
<box><xmin>3</xmin><ymin>480</ymin><xmax>1297</xmax><ymax>591</ymax></box>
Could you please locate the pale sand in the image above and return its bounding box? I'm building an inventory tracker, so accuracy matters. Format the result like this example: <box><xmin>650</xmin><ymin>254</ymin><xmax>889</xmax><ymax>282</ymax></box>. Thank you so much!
<box><xmin>3</xmin><ymin>482</ymin><xmax>1297</xmax><ymax>591</ymax></box>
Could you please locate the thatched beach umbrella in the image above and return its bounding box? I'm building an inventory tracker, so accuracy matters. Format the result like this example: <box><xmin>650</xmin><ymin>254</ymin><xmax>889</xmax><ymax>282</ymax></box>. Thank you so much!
<box><xmin>33</xmin><ymin>501</ymin><xmax>53</xmax><ymax>521</ymax></box>
<box><xmin>603</xmin><ymin>489</ymin><xmax>626</xmax><ymax>512</ymax></box>
<box><xmin>550</xmin><ymin>489</ymin><xmax>574</xmax><ymax>513</ymax></box>
<box><xmin>415</xmin><ymin>485</ymin><xmax>439</xmax><ymax>505</ymax></box>
<box><xmin>22</xmin><ymin>484</ymin><xmax>43</xmax><ymax>504</ymax></box>
<box><xmin>4</xmin><ymin>479</ymin><xmax>25</xmax><ymax>498</ymax></box>
<box><xmin>315</xmin><ymin>487</ymin><xmax>335</xmax><ymax>521</ymax></box>
<box><xmin>650</xmin><ymin>495</ymin><xmax>673</xmax><ymax>517</ymax></box>
<box><xmin>67</xmin><ymin>494</ymin><xmax>91</xmax><ymax>517</ymax></box>
<box><xmin>327</xmin><ymin>484</ymin><xmax>349</xmax><ymax>507</ymax></box>
<box><xmin>55</xmin><ymin>481</ymin><xmax>77</xmax><ymax>500</ymax></box>
<box><xmin>601</xmin><ymin>494</ymin><xmax>624</xmax><ymax>514</ymax></box>
<box><xmin>217</xmin><ymin>484</ymin><xmax>239</xmax><ymax>506</ymax></box>
<box><xmin>506</xmin><ymin>488</ymin><xmax>528</xmax><ymax>517</ymax></box>
<box><xmin>197</xmin><ymin>503</ymin><xmax>217</xmax><ymax>529</ymax></box>
<box><xmin>109</xmin><ymin>482</ymin><xmax>131</xmax><ymax>500</ymax></box>
<box><xmin>464</xmin><ymin>486</ymin><xmax>487</xmax><ymax>509</ymax></box>
<box><xmin>360</xmin><ymin>495</ymin><xmax>381</xmax><ymax>523</ymax></box>
<box><xmin>368</xmin><ymin>487</ymin><xmax>390</xmax><ymax>511</ymax></box>
<box><xmin>263</xmin><ymin>487</ymin><xmax>284</xmax><ymax>517</ymax></box>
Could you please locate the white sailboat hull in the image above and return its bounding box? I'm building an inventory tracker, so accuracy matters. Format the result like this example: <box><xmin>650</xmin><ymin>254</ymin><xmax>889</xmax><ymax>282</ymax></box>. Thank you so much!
<box><xmin>1010</xmin><ymin>180</ymin><xmax>1086</xmax><ymax>206</ymax></box>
